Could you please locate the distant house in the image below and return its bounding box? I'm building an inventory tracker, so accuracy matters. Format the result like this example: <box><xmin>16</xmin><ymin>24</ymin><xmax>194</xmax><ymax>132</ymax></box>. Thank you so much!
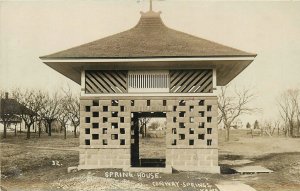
<box><xmin>1</xmin><ymin>93</ymin><xmax>67</xmax><ymax>134</ymax></box>
<box><xmin>0</xmin><ymin>115</ymin><xmax>21</xmax><ymax>132</ymax></box>
<box><xmin>147</xmin><ymin>120</ymin><xmax>166</xmax><ymax>138</ymax></box>
<box><xmin>0</xmin><ymin>92</ymin><xmax>34</xmax><ymax>133</ymax></box>
<box><xmin>232</xmin><ymin>119</ymin><xmax>243</xmax><ymax>129</ymax></box>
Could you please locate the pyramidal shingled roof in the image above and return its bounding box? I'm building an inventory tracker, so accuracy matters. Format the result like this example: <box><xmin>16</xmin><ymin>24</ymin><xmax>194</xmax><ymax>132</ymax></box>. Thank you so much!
<box><xmin>41</xmin><ymin>10</ymin><xmax>255</xmax><ymax>59</ymax></box>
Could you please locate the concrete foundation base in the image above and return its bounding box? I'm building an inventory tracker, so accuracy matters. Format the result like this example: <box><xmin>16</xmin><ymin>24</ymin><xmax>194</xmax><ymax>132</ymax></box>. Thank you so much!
<box><xmin>123</xmin><ymin>166</ymin><xmax>172</xmax><ymax>174</ymax></box>
<box><xmin>172</xmin><ymin>165</ymin><xmax>220</xmax><ymax>174</ymax></box>
<box><xmin>78</xmin><ymin>165</ymin><xmax>219</xmax><ymax>174</ymax></box>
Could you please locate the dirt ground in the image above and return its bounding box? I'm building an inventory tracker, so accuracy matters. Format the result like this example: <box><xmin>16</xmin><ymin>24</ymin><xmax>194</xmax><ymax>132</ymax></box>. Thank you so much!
<box><xmin>139</xmin><ymin>136</ymin><xmax>166</xmax><ymax>159</ymax></box>
<box><xmin>1</xmin><ymin>130</ymin><xmax>300</xmax><ymax>191</ymax></box>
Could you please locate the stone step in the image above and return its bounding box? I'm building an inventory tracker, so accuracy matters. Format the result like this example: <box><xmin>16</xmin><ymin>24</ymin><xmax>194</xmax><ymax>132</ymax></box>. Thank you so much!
<box><xmin>232</xmin><ymin>166</ymin><xmax>273</xmax><ymax>174</ymax></box>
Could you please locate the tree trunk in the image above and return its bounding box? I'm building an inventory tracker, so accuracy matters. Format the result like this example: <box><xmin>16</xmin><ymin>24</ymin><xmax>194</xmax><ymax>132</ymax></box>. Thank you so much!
<box><xmin>297</xmin><ymin>119</ymin><xmax>300</xmax><ymax>136</ymax></box>
<box><xmin>3</xmin><ymin>121</ymin><xmax>7</xmax><ymax>138</ymax></box>
<box><xmin>144</xmin><ymin>124</ymin><xmax>147</xmax><ymax>138</ymax></box>
<box><xmin>48</xmin><ymin>121</ymin><xmax>52</xmax><ymax>136</ymax></box>
<box><xmin>290</xmin><ymin>122</ymin><xmax>294</xmax><ymax>138</ymax></box>
<box><xmin>45</xmin><ymin>124</ymin><xmax>48</xmax><ymax>133</ymax></box>
<box><xmin>74</xmin><ymin>126</ymin><xmax>77</xmax><ymax>138</ymax></box>
<box><xmin>64</xmin><ymin>125</ymin><xmax>67</xmax><ymax>139</ymax></box>
<box><xmin>19</xmin><ymin>123</ymin><xmax>22</xmax><ymax>134</ymax></box>
<box><xmin>38</xmin><ymin>126</ymin><xmax>41</xmax><ymax>138</ymax></box>
<box><xmin>27</xmin><ymin>124</ymin><xmax>30</xmax><ymax>139</ymax></box>
<box><xmin>225</xmin><ymin>125</ymin><xmax>230</xmax><ymax>141</ymax></box>
<box><xmin>14</xmin><ymin>124</ymin><xmax>17</xmax><ymax>136</ymax></box>
<box><xmin>271</xmin><ymin>128</ymin><xmax>275</xmax><ymax>136</ymax></box>
<box><xmin>141</xmin><ymin>126</ymin><xmax>144</xmax><ymax>138</ymax></box>
<box><xmin>38</xmin><ymin>120</ymin><xmax>41</xmax><ymax>138</ymax></box>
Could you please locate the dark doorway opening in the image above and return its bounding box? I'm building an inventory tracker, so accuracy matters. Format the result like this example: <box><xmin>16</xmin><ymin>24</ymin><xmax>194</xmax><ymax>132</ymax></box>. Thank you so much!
<box><xmin>131</xmin><ymin>112</ymin><xmax>166</xmax><ymax>167</ymax></box>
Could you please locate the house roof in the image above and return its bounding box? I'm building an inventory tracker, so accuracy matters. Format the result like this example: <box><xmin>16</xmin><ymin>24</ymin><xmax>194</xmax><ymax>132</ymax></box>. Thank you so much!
<box><xmin>41</xmin><ymin>11</ymin><xmax>255</xmax><ymax>59</ymax></box>
<box><xmin>41</xmin><ymin>10</ymin><xmax>256</xmax><ymax>86</ymax></box>
<box><xmin>0</xmin><ymin>98</ymin><xmax>34</xmax><ymax>116</ymax></box>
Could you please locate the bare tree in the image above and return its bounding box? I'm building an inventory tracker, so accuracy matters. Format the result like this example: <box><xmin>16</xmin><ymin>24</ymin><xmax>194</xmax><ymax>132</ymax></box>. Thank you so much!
<box><xmin>68</xmin><ymin>96</ymin><xmax>80</xmax><ymax>138</ymax></box>
<box><xmin>12</xmin><ymin>89</ymin><xmax>44</xmax><ymax>139</ymax></box>
<box><xmin>261</xmin><ymin>120</ymin><xmax>276</xmax><ymax>137</ymax></box>
<box><xmin>278</xmin><ymin>89</ymin><xmax>300</xmax><ymax>137</ymax></box>
<box><xmin>139</xmin><ymin>117</ymin><xmax>151</xmax><ymax>138</ymax></box>
<box><xmin>60</xmin><ymin>87</ymin><xmax>80</xmax><ymax>138</ymax></box>
<box><xmin>218</xmin><ymin>86</ymin><xmax>257</xmax><ymax>141</ymax></box>
<box><xmin>292</xmin><ymin>90</ymin><xmax>300</xmax><ymax>136</ymax></box>
<box><xmin>58</xmin><ymin>89</ymin><xmax>73</xmax><ymax>139</ymax></box>
<box><xmin>58</xmin><ymin>101</ymin><xmax>70</xmax><ymax>139</ymax></box>
<box><xmin>40</xmin><ymin>92</ymin><xmax>60</xmax><ymax>136</ymax></box>
<box><xmin>274</xmin><ymin>120</ymin><xmax>281</xmax><ymax>136</ymax></box>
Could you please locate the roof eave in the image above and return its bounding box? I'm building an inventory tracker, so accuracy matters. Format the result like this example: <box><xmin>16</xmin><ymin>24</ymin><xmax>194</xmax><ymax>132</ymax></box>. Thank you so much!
<box><xmin>41</xmin><ymin>56</ymin><xmax>255</xmax><ymax>86</ymax></box>
<box><xmin>40</xmin><ymin>54</ymin><xmax>257</xmax><ymax>60</ymax></box>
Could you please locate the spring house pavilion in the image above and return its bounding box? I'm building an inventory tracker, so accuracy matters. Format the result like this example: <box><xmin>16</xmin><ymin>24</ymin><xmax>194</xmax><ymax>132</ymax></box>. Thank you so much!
<box><xmin>40</xmin><ymin>4</ymin><xmax>256</xmax><ymax>173</ymax></box>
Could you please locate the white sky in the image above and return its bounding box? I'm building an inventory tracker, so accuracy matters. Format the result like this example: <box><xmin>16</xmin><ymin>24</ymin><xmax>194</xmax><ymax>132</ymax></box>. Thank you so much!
<box><xmin>1</xmin><ymin>0</ymin><xmax>300</xmax><ymax>124</ymax></box>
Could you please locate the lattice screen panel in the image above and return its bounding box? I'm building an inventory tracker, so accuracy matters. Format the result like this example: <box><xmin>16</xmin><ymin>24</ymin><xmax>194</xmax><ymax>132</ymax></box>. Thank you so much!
<box><xmin>80</xmin><ymin>97</ymin><xmax>217</xmax><ymax>149</ymax></box>
<box><xmin>85</xmin><ymin>70</ymin><xmax>127</xmax><ymax>94</ymax></box>
<box><xmin>169</xmin><ymin>70</ymin><xmax>213</xmax><ymax>93</ymax></box>
<box><xmin>166</xmin><ymin>99</ymin><xmax>217</xmax><ymax>148</ymax></box>
<box><xmin>80</xmin><ymin>99</ymin><xmax>131</xmax><ymax>149</ymax></box>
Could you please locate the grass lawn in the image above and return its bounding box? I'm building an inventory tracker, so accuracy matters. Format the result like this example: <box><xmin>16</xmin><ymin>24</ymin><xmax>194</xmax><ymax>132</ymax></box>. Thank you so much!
<box><xmin>218</xmin><ymin>129</ymin><xmax>300</xmax><ymax>191</ymax></box>
<box><xmin>1</xmin><ymin>130</ymin><xmax>300</xmax><ymax>191</ymax></box>
<box><xmin>219</xmin><ymin>129</ymin><xmax>300</xmax><ymax>157</ymax></box>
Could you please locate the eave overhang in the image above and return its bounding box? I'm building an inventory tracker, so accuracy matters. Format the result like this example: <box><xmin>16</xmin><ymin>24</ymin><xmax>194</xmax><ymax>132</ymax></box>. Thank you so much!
<box><xmin>41</xmin><ymin>56</ymin><xmax>256</xmax><ymax>86</ymax></box>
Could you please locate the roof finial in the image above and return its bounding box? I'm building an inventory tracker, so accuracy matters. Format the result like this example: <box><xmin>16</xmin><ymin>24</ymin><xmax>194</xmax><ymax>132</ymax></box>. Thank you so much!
<box><xmin>150</xmin><ymin>0</ymin><xmax>153</xmax><ymax>11</ymax></box>
<box><xmin>140</xmin><ymin>0</ymin><xmax>161</xmax><ymax>16</ymax></box>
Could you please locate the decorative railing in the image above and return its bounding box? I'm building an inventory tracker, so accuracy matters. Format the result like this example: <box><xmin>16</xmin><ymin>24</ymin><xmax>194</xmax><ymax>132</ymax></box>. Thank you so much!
<box><xmin>170</xmin><ymin>69</ymin><xmax>213</xmax><ymax>93</ymax></box>
<box><xmin>85</xmin><ymin>69</ymin><xmax>213</xmax><ymax>94</ymax></box>
<box><xmin>128</xmin><ymin>70</ymin><xmax>169</xmax><ymax>93</ymax></box>
<box><xmin>85</xmin><ymin>70</ymin><xmax>127</xmax><ymax>93</ymax></box>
